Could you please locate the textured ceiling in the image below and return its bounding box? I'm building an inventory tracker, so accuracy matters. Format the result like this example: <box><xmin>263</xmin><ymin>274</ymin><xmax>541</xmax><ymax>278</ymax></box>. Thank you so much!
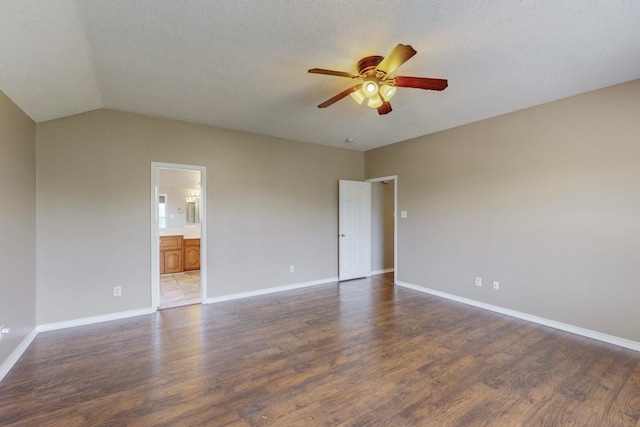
<box><xmin>1</xmin><ymin>1</ymin><xmax>639</xmax><ymax>151</ymax></box>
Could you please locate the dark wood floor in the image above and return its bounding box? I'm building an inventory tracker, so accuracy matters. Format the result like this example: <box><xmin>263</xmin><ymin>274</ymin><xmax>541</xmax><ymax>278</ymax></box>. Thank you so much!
<box><xmin>1</xmin><ymin>273</ymin><xmax>639</xmax><ymax>426</ymax></box>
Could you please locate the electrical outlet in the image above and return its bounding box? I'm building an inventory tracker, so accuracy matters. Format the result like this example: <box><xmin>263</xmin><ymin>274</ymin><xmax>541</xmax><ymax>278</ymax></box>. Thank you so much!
<box><xmin>493</xmin><ymin>281</ymin><xmax>500</xmax><ymax>290</ymax></box>
<box><xmin>475</xmin><ymin>277</ymin><xmax>482</xmax><ymax>287</ymax></box>
<box><xmin>289</xmin><ymin>265</ymin><xmax>294</xmax><ymax>273</ymax></box>
<box><xmin>113</xmin><ymin>286</ymin><xmax>122</xmax><ymax>297</ymax></box>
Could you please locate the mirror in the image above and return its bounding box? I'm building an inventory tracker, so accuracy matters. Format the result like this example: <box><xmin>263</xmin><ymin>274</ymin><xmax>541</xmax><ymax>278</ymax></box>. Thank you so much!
<box><xmin>185</xmin><ymin>196</ymin><xmax>200</xmax><ymax>224</ymax></box>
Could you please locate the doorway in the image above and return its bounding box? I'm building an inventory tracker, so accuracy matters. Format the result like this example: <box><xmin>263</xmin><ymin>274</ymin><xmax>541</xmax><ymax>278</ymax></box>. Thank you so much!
<box><xmin>367</xmin><ymin>176</ymin><xmax>397</xmax><ymax>283</ymax></box>
<box><xmin>337</xmin><ymin>177</ymin><xmax>397</xmax><ymax>283</ymax></box>
<box><xmin>151</xmin><ymin>162</ymin><xmax>207</xmax><ymax>310</ymax></box>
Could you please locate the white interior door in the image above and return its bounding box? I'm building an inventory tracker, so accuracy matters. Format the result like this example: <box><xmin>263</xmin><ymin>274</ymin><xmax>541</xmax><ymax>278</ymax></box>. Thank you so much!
<box><xmin>339</xmin><ymin>180</ymin><xmax>371</xmax><ymax>281</ymax></box>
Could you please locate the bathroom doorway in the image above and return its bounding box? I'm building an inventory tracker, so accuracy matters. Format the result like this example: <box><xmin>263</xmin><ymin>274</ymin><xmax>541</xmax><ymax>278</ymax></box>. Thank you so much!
<box><xmin>151</xmin><ymin>162</ymin><xmax>207</xmax><ymax>309</ymax></box>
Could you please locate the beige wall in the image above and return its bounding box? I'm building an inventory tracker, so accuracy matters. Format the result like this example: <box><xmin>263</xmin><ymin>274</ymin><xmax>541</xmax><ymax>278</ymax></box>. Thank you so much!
<box><xmin>0</xmin><ymin>91</ymin><xmax>36</xmax><ymax>365</ymax></box>
<box><xmin>36</xmin><ymin>109</ymin><xmax>363</xmax><ymax>324</ymax></box>
<box><xmin>366</xmin><ymin>80</ymin><xmax>640</xmax><ymax>342</ymax></box>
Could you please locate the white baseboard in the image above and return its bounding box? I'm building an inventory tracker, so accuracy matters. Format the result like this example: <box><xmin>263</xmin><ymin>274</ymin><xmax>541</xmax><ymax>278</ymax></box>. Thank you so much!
<box><xmin>371</xmin><ymin>268</ymin><xmax>394</xmax><ymax>275</ymax></box>
<box><xmin>36</xmin><ymin>307</ymin><xmax>156</xmax><ymax>333</ymax></box>
<box><xmin>0</xmin><ymin>329</ymin><xmax>38</xmax><ymax>383</ymax></box>
<box><xmin>395</xmin><ymin>280</ymin><xmax>640</xmax><ymax>353</ymax></box>
<box><xmin>206</xmin><ymin>277</ymin><xmax>338</xmax><ymax>304</ymax></box>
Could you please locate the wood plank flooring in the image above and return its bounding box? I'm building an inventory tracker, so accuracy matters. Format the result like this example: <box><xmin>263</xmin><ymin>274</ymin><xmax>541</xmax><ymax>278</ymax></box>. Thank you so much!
<box><xmin>1</xmin><ymin>273</ymin><xmax>639</xmax><ymax>426</ymax></box>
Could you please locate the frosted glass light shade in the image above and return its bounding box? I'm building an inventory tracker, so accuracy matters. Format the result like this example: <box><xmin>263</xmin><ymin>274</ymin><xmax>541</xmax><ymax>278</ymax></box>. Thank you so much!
<box><xmin>379</xmin><ymin>84</ymin><xmax>396</xmax><ymax>101</ymax></box>
<box><xmin>367</xmin><ymin>94</ymin><xmax>383</xmax><ymax>108</ymax></box>
<box><xmin>350</xmin><ymin>87</ymin><xmax>366</xmax><ymax>104</ymax></box>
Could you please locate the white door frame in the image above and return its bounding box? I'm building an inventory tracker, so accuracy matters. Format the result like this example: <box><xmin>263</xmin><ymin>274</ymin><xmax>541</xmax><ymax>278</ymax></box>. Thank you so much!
<box><xmin>151</xmin><ymin>162</ymin><xmax>207</xmax><ymax>309</ymax></box>
<box><xmin>366</xmin><ymin>175</ymin><xmax>398</xmax><ymax>284</ymax></box>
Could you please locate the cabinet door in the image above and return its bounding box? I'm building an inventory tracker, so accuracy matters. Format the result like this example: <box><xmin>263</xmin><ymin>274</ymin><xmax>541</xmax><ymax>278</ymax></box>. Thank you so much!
<box><xmin>184</xmin><ymin>245</ymin><xmax>200</xmax><ymax>271</ymax></box>
<box><xmin>164</xmin><ymin>249</ymin><xmax>183</xmax><ymax>274</ymax></box>
<box><xmin>160</xmin><ymin>235</ymin><xmax>184</xmax><ymax>274</ymax></box>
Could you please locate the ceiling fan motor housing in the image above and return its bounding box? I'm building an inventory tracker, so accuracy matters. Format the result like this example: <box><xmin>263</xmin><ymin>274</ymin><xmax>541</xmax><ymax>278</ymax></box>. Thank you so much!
<box><xmin>357</xmin><ymin>56</ymin><xmax>384</xmax><ymax>76</ymax></box>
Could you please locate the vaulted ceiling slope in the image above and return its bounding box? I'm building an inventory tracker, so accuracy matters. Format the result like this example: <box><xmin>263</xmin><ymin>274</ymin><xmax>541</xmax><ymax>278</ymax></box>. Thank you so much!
<box><xmin>1</xmin><ymin>1</ymin><xmax>639</xmax><ymax>151</ymax></box>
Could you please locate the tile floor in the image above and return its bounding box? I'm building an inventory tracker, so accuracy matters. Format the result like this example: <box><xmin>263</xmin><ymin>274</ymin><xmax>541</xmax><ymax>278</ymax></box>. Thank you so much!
<box><xmin>159</xmin><ymin>270</ymin><xmax>201</xmax><ymax>309</ymax></box>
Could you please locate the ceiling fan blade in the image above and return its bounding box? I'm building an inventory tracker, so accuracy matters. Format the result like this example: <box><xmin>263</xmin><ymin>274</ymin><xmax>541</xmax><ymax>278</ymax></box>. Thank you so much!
<box><xmin>377</xmin><ymin>102</ymin><xmax>392</xmax><ymax>115</ymax></box>
<box><xmin>375</xmin><ymin>44</ymin><xmax>417</xmax><ymax>75</ymax></box>
<box><xmin>308</xmin><ymin>68</ymin><xmax>358</xmax><ymax>79</ymax></box>
<box><xmin>317</xmin><ymin>85</ymin><xmax>362</xmax><ymax>108</ymax></box>
<box><xmin>394</xmin><ymin>76</ymin><xmax>448</xmax><ymax>91</ymax></box>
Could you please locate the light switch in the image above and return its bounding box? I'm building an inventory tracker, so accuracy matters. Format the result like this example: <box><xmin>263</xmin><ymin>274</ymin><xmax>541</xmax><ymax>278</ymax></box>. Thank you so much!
<box><xmin>401</xmin><ymin>211</ymin><xmax>408</xmax><ymax>218</ymax></box>
<box><xmin>170</xmin><ymin>214</ymin><xmax>175</xmax><ymax>219</ymax></box>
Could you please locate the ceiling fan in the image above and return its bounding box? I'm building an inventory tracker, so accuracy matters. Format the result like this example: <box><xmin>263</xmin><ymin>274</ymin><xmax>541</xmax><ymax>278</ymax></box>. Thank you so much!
<box><xmin>308</xmin><ymin>44</ymin><xmax>448</xmax><ymax>115</ymax></box>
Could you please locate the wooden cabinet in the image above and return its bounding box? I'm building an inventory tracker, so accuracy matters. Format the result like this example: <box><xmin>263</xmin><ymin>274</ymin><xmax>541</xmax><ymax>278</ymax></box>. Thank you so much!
<box><xmin>160</xmin><ymin>235</ymin><xmax>183</xmax><ymax>274</ymax></box>
<box><xmin>163</xmin><ymin>249</ymin><xmax>183</xmax><ymax>274</ymax></box>
<box><xmin>160</xmin><ymin>235</ymin><xmax>200</xmax><ymax>274</ymax></box>
<box><xmin>183</xmin><ymin>238</ymin><xmax>201</xmax><ymax>271</ymax></box>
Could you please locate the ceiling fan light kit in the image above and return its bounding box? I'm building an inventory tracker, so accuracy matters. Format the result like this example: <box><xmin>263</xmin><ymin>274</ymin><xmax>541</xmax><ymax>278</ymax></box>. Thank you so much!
<box><xmin>309</xmin><ymin>44</ymin><xmax>448</xmax><ymax>115</ymax></box>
